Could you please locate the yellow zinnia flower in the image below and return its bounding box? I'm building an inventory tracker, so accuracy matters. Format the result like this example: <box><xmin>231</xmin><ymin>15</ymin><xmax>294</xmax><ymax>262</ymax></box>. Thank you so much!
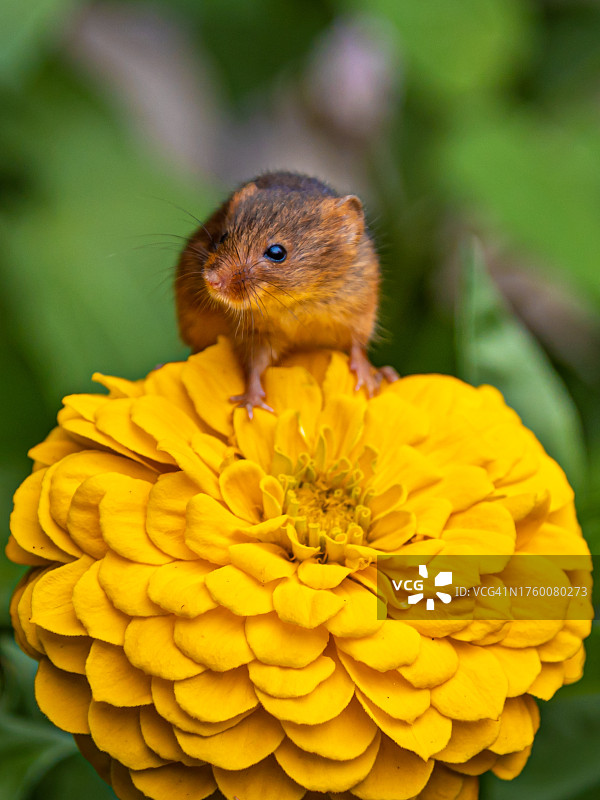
<box><xmin>7</xmin><ymin>338</ymin><xmax>592</xmax><ymax>800</ymax></box>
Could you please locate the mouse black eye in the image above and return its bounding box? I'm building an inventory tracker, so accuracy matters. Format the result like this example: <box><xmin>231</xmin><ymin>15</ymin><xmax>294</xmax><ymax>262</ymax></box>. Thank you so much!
<box><xmin>264</xmin><ymin>244</ymin><xmax>287</xmax><ymax>262</ymax></box>
<box><xmin>218</xmin><ymin>232</ymin><xmax>228</xmax><ymax>245</ymax></box>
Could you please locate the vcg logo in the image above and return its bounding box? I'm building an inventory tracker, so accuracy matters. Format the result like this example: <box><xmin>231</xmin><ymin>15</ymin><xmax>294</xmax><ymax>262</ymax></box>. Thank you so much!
<box><xmin>391</xmin><ymin>564</ymin><xmax>453</xmax><ymax>611</ymax></box>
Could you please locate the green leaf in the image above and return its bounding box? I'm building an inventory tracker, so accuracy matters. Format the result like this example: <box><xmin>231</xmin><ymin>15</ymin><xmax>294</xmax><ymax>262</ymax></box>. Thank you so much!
<box><xmin>30</xmin><ymin>753</ymin><xmax>116</xmax><ymax>800</ymax></box>
<box><xmin>0</xmin><ymin>710</ymin><xmax>75</xmax><ymax>800</ymax></box>
<box><xmin>456</xmin><ymin>241</ymin><xmax>586</xmax><ymax>490</ymax></box>
<box><xmin>346</xmin><ymin>0</ymin><xmax>531</xmax><ymax>97</ymax></box>
<box><xmin>442</xmin><ymin>107</ymin><xmax>600</xmax><ymax>305</ymax></box>
<box><xmin>0</xmin><ymin>67</ymin><xmax>215</xmax><ymax>407</ymax></box>
<box><xmin>0</xmin><ymin>0</ymin><xmax>78</xmax><ymax>86</ymax></box>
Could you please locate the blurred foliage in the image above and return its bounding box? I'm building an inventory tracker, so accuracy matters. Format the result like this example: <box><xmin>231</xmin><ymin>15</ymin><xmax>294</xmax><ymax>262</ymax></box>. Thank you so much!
<box><xmin>1</xmin><ymin>0</ymin><xmax>599</xmax><ymax>798</ymax></box>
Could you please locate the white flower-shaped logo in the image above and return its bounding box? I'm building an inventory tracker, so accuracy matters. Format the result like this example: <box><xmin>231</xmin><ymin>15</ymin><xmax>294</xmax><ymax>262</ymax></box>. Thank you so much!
<box><xmin>408</xmin><ymin>564</ymin><xmax>453</xmax><ymax>611</ymax></box>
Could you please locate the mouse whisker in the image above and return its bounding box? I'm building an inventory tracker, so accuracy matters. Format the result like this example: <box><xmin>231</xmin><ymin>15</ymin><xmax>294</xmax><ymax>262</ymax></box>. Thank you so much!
<box><xmin>258</xmin><ymin>285</ymin><xmax>301</xmax><ymax>323</ymax></box>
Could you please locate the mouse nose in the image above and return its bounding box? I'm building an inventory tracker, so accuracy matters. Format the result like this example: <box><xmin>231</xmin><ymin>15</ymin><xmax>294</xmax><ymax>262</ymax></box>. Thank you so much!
<box><xmin>204</xmin><ymin>270</ymin><xmax>223</xmax><ymax>291</ymax></box>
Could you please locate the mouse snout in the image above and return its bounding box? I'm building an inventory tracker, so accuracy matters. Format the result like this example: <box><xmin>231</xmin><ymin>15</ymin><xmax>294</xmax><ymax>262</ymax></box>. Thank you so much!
<box><xmin>204</xmin><ymin>268</ymin><xmax>223</xmax><ymax>291</ymax></box>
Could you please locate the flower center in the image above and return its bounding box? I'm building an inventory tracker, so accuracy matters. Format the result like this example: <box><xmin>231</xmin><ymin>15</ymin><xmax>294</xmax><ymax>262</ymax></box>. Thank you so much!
<box><xmin>279</xmin><ymin>455</ymin><xmax>373</xmax><ymax>562</ymax></box>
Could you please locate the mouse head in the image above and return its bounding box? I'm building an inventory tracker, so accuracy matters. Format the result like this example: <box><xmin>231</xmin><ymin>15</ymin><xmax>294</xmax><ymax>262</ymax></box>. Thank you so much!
<box><xmin>201</xmin><ymin>181</ymin><xmax>366</xmax><ymax>311</ymax></box>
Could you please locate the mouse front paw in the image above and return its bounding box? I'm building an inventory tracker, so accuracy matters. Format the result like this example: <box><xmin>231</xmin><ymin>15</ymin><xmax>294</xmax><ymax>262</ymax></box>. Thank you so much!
<box><xmin>230</xmin><ymin>389</ymin><xmax>274</xmax><ymax>419</ymax></box>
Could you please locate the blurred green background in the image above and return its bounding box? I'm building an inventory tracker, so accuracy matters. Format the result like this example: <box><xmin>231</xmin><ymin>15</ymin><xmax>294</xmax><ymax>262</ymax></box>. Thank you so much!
<box><xmin>1</xmin><ymin>1</ymin><xmax>599</xmax><ymax>798</ymax></box>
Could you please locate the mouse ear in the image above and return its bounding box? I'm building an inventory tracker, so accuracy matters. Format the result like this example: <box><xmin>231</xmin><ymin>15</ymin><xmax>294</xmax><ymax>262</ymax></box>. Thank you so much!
<box><xmin>335</xmin><ymin>195</ymin><xmax>365</xmax><ymax>244</ymax></box>
<box><xmin>228</xmin><ymin>182</ymin><xmax>258</xmax><ymax>213</ymax></box>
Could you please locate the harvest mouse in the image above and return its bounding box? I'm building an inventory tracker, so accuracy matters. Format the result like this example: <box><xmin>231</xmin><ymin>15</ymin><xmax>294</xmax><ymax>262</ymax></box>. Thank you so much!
<box><xmin>175</xmin><ymin>171</ymin><xmax>397</xmax><ymax>416</ymax></box>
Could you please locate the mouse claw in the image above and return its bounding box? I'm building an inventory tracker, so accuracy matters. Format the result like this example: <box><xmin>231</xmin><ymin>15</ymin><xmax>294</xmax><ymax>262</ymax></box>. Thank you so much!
<box><xmin>230</xmin><ymin>392</ymin><xmax>274</xmax><ymax>419</ymax></box>
<box><xmin>350</xmin><ymin>346</ymin><xmax>380</xmax><ymax>398</ymax></box>
<box><xmin>378</xmin><ymin>365</ymin><xmax>400</xmax><ymax>384</ymax></box>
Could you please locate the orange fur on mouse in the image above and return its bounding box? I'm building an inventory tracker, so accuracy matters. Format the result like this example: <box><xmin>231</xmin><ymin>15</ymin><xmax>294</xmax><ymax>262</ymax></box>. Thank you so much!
<box><xmin>175</xmin><ymin>171</ymin><xmax>397</xmax><ymax>415</ymax></box>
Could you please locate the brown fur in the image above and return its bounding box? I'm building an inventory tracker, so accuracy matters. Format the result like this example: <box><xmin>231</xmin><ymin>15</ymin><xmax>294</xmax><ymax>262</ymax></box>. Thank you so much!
<box><xmin>175</xmin><ymin>171</ymin><xmax>381</xmax><ymax>410</ymax></box>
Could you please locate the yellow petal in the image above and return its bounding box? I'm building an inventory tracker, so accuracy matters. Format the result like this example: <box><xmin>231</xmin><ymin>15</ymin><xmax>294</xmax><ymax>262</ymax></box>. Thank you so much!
<box><xmin>260</xmin><ymin>474</ymin><xmax>285</xmax><ymax>518</ymax></box>
<box><xmin>131</xmin><ymin>764</ymin><xmax>216</xmax><ymax>800</ymax></box>
<box><xmin>94</xmin><ymin>371</ymin><xmax>144</xmax><ymax>398</ymax></box>
<box><xmin>255</xmin><ymin>655</ymin><xmax>354</xmax><ymax>724</ymax></box>
<box><xmin>28</xmin><ymin>430</ymin><xmax>84</xmax><ymax>468</ymax></box>
<box><xmin>418</xmin><ymin>764</ymin><xmax>469</xmax><ymax>800</ymax></box>
<box><xmin>174</xmin><ymin>665</ymin><xmax>258</xmax><ymax>722</ymax></box>
<box><xmin>67</xmin><ymin>475</ymin><xmax>111</xmax><ymax>559</ymax></box>
<box><xmin>110</xmin><ymin>762</ymin><xmax>148</xmax><ymax>800</ymax></box>
<box><xmin>320</xmin><ymin>351</ymin><xmax>356</xmax><ymax>400</ymax></box>
<box><xmin>404</xmin><ymin>496</ymin><xmax>453</xmax><ymax>539</ymax></box>
<box><xmin>182</xmin><ymin>339</ymin><xmax>245</xmax><ymax>436</ymax></box>
<box><xmin>38</xmin><ymin>463</ymin><xmax>84</xmax><ymax>558</ymax></box>
<box><xmin>130</xmin><ymin>395</ymin><xmax>198</xmax><ymax>450</ymax></box>
<box><xmin>88</xmin><ymin>701</ymin><xmax>166</xmax><ymax>770</ymax></box>
<box><xmin>12</xmin><ymin>573</ymin><xmax>44</xmax><ymax>656</ymax></box>
<box><xmin>86</xmin><ymin>640</ymin><xmax>152</xmax><ymax>706</ymax></box>
<box><xmin>339</xmin><ymin>652</ymin><xmax>429</xmax><ymax>722</ymax></box>
<box><xmin>362</xmin><ymin>392</ymin><xmax>429</xmax><ymax>452</ymax></box>
<box><xmin>433</xmin><ymin>718</ymin><xmax>501</xmax><ymax>763</ymax></box>
<box><xmin>275</xmin><ymin>731</ymin><xmax>380</xmax><ymax>793</ymax></box>
<box><xmin>537</xmin><ymin>627</ymin><xmax>585</xmax><ymax>662</ymax></box>
<box><xmin>72</xmin><ymin>560</ymin><xmax>129</xmax><ymax>645</ymax></box>
<box><xmin>234</xmin><ymin>406</ymin><xmax>278</xmax><ymax>472</ymax></box>
<box><xmin>147</xmin><ymin>560</ymin><xmax>217</xmax><ymax>618</ymax></box>
<box><xmin>282</xmin><ymin>696</ymin><xmax>377</xmax><ymax>760</ymax></box>
<box><xmin>427</xmin><ymin>466</ymin><xmax>495</xmax><ymax>512</ymax></box>
<box><xmin>146</xmin><ymin>473</ymin><xmax>202</xmax><ymax>561</ymax></box>
<box><xmin>124</xmin><ymin>616</ymin><xmax>205</xmax><ymax>680</ymax></box>
<box><xmin>274</xmin><ymin>409</ymin><xmax>310</xmax><ymax>467</ymax></box>
<box><xmin>174</xmin><ymin>606</ymin><xmax>254</xmax><ymax>671</ymax></box>
<box><xmin>351</xmin><ymin>734</ymin><xmax>434</xmax><ymax>800</ymax></box>
<box><xmin>488</xmin><ymin>696</ymin><xmax>538</xmax><ymax>755</ymax></box>
<box><xmin>48</xmin><ymin>450</ymin><xmax>155</xmax><ymax>530</ymax></box>
<box><xmin>500</xmin><ymin>619</ymin><xmax>563</xmax><ymax>648</ymax></box>
<box><xmin>60</xmin><ymin>417</ymin><xmax>152</xmax><ymax>466</ymax></box>
<box><xmin>563</xmin><ymin>644</ymin><xmax>586</xmax><ymax>684</ymax></box>
<box><xmin>334</xmin><ymin>621</ymin><xmax>420</xmax><ymax>671</ymax></box>
<box><xmin>151</xmin><ymin>677</ymin><xmax>252</xmax><ymax>736</ymax></box>
<box><xmin>318</xmin><ymin>395</ymin><xmax>366</xmax><ymax>461</ymax></box>
<box><xmin>219</xmin><ymin>460</ymin><xmax>266</xmax><ymax>523</ymax></box>
<box><xmin>326</xmin><ymin>580</ymin><xmax>384</xmax><ymax>638</ymax></box>
<box><xmin>5</xmin><ymin>535</ymin><xmax>50</xmax><ymax>566</ymax></box>
<box><xmin>357</xmin><ymin>693</ymin><xmax>451</xmax><ymax>760</ymax></box>
<box><xmin>527</xmin><ymin>662</ymin><xmax>565</xmax><ymax>700</ymax></box>
<box><xmin>35</xmin><ymin>658</ymin><xmax>91</xmax><ymax>734</ymax></box>
<box><xmin>142</xmin><ymin>362</ymin><xmax>203</xmax><ymax>424</ymax></box>
<box><xmin>10</xmin><ymin>469</ymin><xmax>71</xmax><ymax>562</ymax></box>
<box><xmin>213</xmin><ymin>755</ymin><xmax>305</xmax><ymax>800</ymax></box>
<box><xmin>31</xmin><ymin>556</ymin><xmax>92</xmax><ymax>636</ymax></box>
<box><xmin>185</xmin><ymin>494</ymin><xmax>253</xmax><ymax>565</ymax></box>
<box><xmin>248</xmin><ymin>654</ymin><xmax>335</xmax><ymax>698</ymax></box>
<box><xmin>297</xmin><ymin>560</ymin><xmax>351</xmax><ymax>589</ymax></box>
<box><xmin>139</xmin><ymin>705</ymin><xmax>197</xmax><ymax>763</ymax></box>
<box><xmin>491</xmin><ymin>745</ymin><xmax>532</xmax><ymax>780</ymax></box>
<box><xmin>205</xmin><ymin>564</ymin><xmax>275</xmax><ymax>616</ymax></box>
<box><xmin>273</xmin><ymin>576</ymin><xmax>344</xmax><ymax>629</ymax></box>
<box><xmin>431</xmin><ymin>642</ymin><xmax>508</xmax><ymax>721</ymax></box>
<box><xmin>99</xmin><ymin>475</ymin><xmax>172</xmax><ymax>565</ymax></box>
<box><xmin>229</xmin><ymin>542</ymin><xmax>297</xmax><ymax>583</ymax></box>
<box><xmin>485</xmin><ymin>645</ymin><xmax>541</xmax><ymax>697</ymax></box>
<box><xmin>98</xmin><ymin>551</ymin><xmax>165</xmax><ymax>617</ymax></box>
<box><xmin>75</xmin><ymin>733</ymin><xmax>112</xmax><ymax>784</ymax></box>
<box><xmin>37</xmin><ymin>628</ymin><xmax>91</xmax><ymax>674</ymax></box>
<box><xmin>175</xmin><ymin>708</ymin><xmax>284</xmax><ymax>769</ymax></box>
<box><xmin>264</xmin><ymin>365</ymin><xmax>322</xmax><ymax>435</ymax></box>
<box><xmin>245</xmin><ymin>612</ymin><xmax>329</xmax><ymax>667</ymax></box>
<box><xmin>94</xmin><ymin>398</ymin><xmax>173</xmax><ymax>463</ymax></box>
<box><xmin>399</xmin><ymin>636</ymin><xmax>459</xmax><ymax>689</ymax></box>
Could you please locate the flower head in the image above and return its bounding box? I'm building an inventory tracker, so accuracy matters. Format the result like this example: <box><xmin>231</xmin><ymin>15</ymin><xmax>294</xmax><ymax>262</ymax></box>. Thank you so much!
<box><xmin>8</xmin><ymin>338</ymin><xmax>591</xmax><ymax>800</ymax></box>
